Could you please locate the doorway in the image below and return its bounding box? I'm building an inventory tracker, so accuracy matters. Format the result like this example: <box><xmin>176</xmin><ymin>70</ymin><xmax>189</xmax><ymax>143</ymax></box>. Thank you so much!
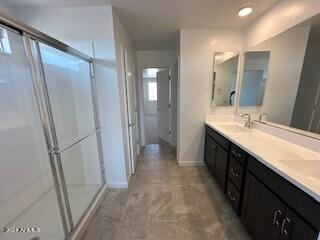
<box><xmin>142</xmin><ymin>68</ymin><xmax>172</xmax><ymax>145</ymax></box>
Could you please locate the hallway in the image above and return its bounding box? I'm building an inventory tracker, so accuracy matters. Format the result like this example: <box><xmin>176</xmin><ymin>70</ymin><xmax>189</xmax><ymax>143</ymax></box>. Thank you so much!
<box><xmin>82</xmin><ymin>143</ymin><xmax>251</xmax><ymax>240</ymax></box>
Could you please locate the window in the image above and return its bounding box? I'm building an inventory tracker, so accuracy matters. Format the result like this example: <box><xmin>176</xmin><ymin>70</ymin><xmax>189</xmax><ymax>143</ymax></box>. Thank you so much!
<box><xmin>148</xmin><ymin>82</ymin><xmax>157</xmax><ymax>101</ymax></box>
<box><xmin>0</xmin><ymin>28</ymin><xmax>12</xmax><ymax>55</ymax></box>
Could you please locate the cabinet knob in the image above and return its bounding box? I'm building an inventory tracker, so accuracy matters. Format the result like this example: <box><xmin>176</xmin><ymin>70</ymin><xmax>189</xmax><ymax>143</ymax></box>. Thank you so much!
<box><xmin>230</xmin><ymin>168</ymin><xmax>239</xmax><ymax>177</ymax></box>
<box><xmin>227</xmin><ymin>191</ymin><xmax>236</xmax><ymax>201</ymax></box>
<box><xmin>273</xmin><ymin>210</ymin><xmax>282</xmax><ymax>227</ymax></box>
<box><xmin>281</xmin><ymin>217</ymin><xmax>291</xmax><ymax>235</ymax></box>
<box><xmin>232</xmin><ymin>149</ymin><xmax>242</xmax><ymax>158</ymax></box>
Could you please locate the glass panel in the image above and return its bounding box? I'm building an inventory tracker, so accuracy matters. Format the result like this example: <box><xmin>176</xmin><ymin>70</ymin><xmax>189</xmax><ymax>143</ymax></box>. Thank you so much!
<box><xmin>0</xmin><ymin>28</ymin><xmax>12</xmax><ymax>54</ymax></box>
<box><xmin>38</xmin><ymin>43</ymin><xmax>96</xmax><ymax>147</ymax></box>
<box><xmin>148</xmin><ymin>82</ymin><xmax>157</xmax><ymax>101</ymax></box>
<box><xmin>0</xmin><ymin>29</ymin><xmax>65</xmax><ymax>239</ymax></box>
<box><xmin>59</xmin><ymin>134</ymin><xmax>102</xmax><ymax>225</ymax></box>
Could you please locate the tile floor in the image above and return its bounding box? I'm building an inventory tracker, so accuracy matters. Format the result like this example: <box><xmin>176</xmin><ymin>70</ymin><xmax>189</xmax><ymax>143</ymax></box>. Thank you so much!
<box><xmin>82</xmin><ymin>143</ymin><xmax>251</xmax><ymax>240</ymax></box>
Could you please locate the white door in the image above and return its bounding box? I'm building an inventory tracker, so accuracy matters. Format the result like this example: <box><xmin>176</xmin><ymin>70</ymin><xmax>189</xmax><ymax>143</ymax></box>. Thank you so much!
<box><xmin>124</xmin><ymin>50</ymin><xmax>139</xmax><ymax>174</ymax></box>
<box><xmin>157</xmin><ymin>69</ymin><xmax>170</xmax><ymax>143</ymax></box>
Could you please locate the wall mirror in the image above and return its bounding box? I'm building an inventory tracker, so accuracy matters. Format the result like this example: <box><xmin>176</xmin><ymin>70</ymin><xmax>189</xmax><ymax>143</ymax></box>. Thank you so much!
<box><xmin>238</xmin><ymin>13</ymin><xmax>320</xmax><ymax>138</ymax></box>
<box><xmin>212</xmin><ymin>52</ymin><xmax>239</xmax><ymax>107</ymax></box>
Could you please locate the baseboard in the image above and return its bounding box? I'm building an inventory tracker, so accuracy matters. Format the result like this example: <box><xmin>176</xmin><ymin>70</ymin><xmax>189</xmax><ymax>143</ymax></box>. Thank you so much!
<box><xmin>178</xmin><ymin>161</ymin><xmax>205</xmax><ymax>166</ymax></box>
<box><xmin>70</xmin><ymin>185</ymin><xmax>108</xmax><ymax>240</ymax></box>
<box><xmin>108</xmin><ymin>182</ymin><xmax>129</xmax><ymax>188</ymax></box>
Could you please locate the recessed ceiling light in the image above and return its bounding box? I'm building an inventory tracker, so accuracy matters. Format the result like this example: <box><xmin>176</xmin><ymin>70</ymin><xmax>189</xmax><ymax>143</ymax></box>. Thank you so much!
<box><xmin>238</xmin><ymin>7</ymin><xmax>253</xmax><ymax>17</ymax></box>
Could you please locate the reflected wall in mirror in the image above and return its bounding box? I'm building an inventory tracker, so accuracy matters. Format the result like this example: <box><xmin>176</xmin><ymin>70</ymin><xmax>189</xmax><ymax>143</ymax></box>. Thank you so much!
<box><xmin>240</xmin><ymin>51</ymin><xmax>270</xmax><ymax>106</ymax></box>
<box><xmin>212</xmin><ymin>52</ymin><xmax>239</xmax><ymax>107</ymax></box>
<box><xmin>239</xmin><ymin>14</ymin><xmax>320</xmax><ymax>137</ymax></box>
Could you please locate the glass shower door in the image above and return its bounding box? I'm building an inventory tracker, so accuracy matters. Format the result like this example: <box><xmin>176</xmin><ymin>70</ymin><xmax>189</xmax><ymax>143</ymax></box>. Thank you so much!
<box><xmin>0</xmin><ymin>27</ymin><xmax>65</xmax><ymax>240</ymax></box>
<box><xmin>35</xmin><ymin>42</ymin><xmax>104</xmax><ymax>226</ymax></box>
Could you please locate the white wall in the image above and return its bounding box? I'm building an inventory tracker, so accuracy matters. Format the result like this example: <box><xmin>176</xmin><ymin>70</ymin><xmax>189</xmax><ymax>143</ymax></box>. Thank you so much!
<box><xmin>0</xmin><ymin>1</ymin><xmax>17</xmax><ymax>16</ymax></box>
<box><xmin>137</xmin><ymin>50</ymin><xmax>177</xmax><ymax>146</ymax></box>
<box><xmin>244</xmin><ymin>0</ymin><xmax>320</xmax><ymax>49</ymax></box>
<box><xmin>250</xmin><ymin>26</ymin><xmax>310</xmax><ymax>126</ymax></box>
<box><xmin>112</xmin><ymin>10</ymin><xmax>137</xmax><ymax>181</ymax></box>
<box><xmin>292</xmin><ymin>38</ymin><xmax>320</xmax><ymax>131</ymax></box>
<box><xmin>15</xmin><ymin>6</ymin><xmax>130</xmax><ymax>188</ymax></box>
<box><xmin>178</xmin><ymin>29</ymin><xmax>242</xmax><ymax>165</ymax></box>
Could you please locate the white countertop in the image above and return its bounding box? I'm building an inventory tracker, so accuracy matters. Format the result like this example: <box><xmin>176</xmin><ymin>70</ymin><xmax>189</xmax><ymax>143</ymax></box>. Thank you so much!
<box><xmin>205</xmin><ymin>118</ymin><xmax>320</xmax><ymax>203</ymax></box>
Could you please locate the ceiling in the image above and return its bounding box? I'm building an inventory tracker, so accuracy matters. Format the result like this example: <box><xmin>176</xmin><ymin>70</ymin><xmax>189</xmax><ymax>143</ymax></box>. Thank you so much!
<box><xmin>4</xmin><ymin>0</ymin><xmax>280</xmax><ymax>50</ymax></box>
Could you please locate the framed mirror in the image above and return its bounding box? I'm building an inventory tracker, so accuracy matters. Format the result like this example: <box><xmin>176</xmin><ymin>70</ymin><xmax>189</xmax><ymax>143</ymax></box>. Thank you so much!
<box><xmin>212</xmin><ymin>52</ymin><xmax>239</xmax><ymax>107</ymax></box>
<box><xmin>238</xmin><ymin>14</ymin><xmax>320</xmax><ymax>138</ymax></box>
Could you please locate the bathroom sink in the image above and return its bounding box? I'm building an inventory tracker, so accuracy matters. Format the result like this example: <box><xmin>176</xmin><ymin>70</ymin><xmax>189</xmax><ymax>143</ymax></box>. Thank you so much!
<box><xmin>281</xmin><ymin>160</ymin><xmax>320</xmax><ymax>183</ymax></box>
<box><xmin>216</xmin><ymin>124</ymin><xmax>250</xmax><ymax>133</ymax></box>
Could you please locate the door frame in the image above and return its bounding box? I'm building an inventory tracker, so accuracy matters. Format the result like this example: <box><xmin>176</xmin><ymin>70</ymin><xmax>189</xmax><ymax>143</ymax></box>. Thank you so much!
<box><xmin>141</xmin><ymin>67</ymin><xmax>173</xmax><ymax>145</ymax></box>
<box><xmin>122</xmin><ymin>47</ymin><xmax>139</xmax><ymax>175</ymax></box>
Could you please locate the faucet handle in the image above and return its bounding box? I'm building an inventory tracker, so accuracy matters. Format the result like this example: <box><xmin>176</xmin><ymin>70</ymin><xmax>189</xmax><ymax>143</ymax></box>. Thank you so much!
<box><xmin>241</xmin><ymin>113</ymin><xmax>251</xmax><ymax>119</ymax></box>
<box><xmin>259</xmin><ymin>113</ymin><xmax>268</xmax><ymax>123</ymax></box>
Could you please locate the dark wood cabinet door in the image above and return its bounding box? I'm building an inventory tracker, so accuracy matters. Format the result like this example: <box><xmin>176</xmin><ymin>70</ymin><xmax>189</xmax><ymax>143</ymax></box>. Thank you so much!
<box><xmin>242</xmin><ymin>173</ymin><xmax>285</xmax><ymax>240</ymax></box>
<box><xmin>204</xmin><ymin>135</ymin><xmax>217</xmax><ymax>174</ymax></box>
<box><xmin>214</xmin><ymin>144</ymin><xmax>228</xmax><ymax>190</ymax></box>
<box><xmin>204</xmin><ymin>135</ymin><xmax>211</xmax><ymax>168</ymax></box>
<box><xmin>279</xmin><ymin>208</ymin><xmax>318</xmax><ymax>240</ymax></box>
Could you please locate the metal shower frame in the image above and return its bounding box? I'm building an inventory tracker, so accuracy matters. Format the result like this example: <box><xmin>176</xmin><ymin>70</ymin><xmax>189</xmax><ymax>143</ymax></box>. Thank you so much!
<box><xmin>0</xmin><ymin>11</ymin><xmax>106</xmax><ymax>239</ymax></box>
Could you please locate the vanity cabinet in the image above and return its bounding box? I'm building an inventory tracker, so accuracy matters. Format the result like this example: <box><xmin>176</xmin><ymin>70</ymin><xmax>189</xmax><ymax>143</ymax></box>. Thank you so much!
<box><xmin>242</xmin><ymin>172</ymin><xmax>318</xmax><ymax>240</ymax></box>
<box><xmin>204</xmin><ymin>125</ymin><xmax>320</xmax><ymax>240</ymax></box>
<box><xmin>204</xmin><ymin>134</ymin><xmax>217</xmax><ymax>173</ymax></box>
<box><xmin>204</xmin><ymin>126</ymin><xmax>230</xmax><ymax>191</ymax></box>
<box><xmin>242</xmin><ymin>172</ymin><xmax>286</xmax><ymax>240</ymax></box>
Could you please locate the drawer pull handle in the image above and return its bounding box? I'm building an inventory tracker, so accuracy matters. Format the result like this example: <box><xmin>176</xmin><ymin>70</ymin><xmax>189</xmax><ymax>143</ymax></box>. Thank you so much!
<box><xmin>281</xmin><ymin>217</ymin><xmax>291</xmax><ymax>235</ymax></box>
<box><xmin>230</xmin><ymin>168</ymin><xmax>239</xmax><ymax>177</ymax></box>
<box><xmin>232</xmin><ymin>149</ymin><xmax>242</xmax><ymax>158</ymax></box>
<box><xmin>273</xmin><ymin>210</ymin><xmax>282</xmax><ymax>227</ymax></box>
<box><xmin>227</xmin><ymin>191</ymin><xmax>236</xmax><ymax>201</ymax></box>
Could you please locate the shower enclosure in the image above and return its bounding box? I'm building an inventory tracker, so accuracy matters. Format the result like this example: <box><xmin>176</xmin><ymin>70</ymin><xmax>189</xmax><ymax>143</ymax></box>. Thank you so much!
<box><xmin>0</xmin><ymin>13</ymin><xmax>105</xmax><ymax>240</ymax></box>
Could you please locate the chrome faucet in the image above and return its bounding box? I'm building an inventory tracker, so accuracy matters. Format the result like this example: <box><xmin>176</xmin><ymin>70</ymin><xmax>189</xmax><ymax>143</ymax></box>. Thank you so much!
<box><xmin>242</xmin><ymin>113</ymin><xmax>253</xmax><ymax>128</ymax></box>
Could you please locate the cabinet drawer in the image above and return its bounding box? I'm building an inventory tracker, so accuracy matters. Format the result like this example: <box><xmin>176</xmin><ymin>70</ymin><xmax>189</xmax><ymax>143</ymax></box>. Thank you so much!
<box><xmin>230</xmin><ymin>143</ymin><xmax>247</xmax><ymax>165</ymax></box>
<box><xmin>228</xmin><ymin>157</ymin><xmax>244</xmax><ymax>190</ymax></box>
<box><xmin>226</xmin><ymin>180</ymin><xmax>240</xmax><ymax>212</ymax></box>
<box><xmin>206</xmin><ymin>126</ymin><xmax>229</xmax><ymax>150</ymax></box>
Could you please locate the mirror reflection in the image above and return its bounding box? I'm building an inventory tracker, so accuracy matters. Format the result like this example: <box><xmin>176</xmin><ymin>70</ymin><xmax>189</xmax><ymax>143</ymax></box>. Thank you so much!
<box><xmin>212</xmin><ymin>52</ymin><xmax>239</xmax><ymax>107</ymax></box>
<box><xmin>239</xmin><ymin>15</ymin><xmax>320</xmax><ymax>136</ymax></box>
<box><xmin>240</xmin><ymin>51</ymin><xmax>270</xmax><ymax>106</ymax></box>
